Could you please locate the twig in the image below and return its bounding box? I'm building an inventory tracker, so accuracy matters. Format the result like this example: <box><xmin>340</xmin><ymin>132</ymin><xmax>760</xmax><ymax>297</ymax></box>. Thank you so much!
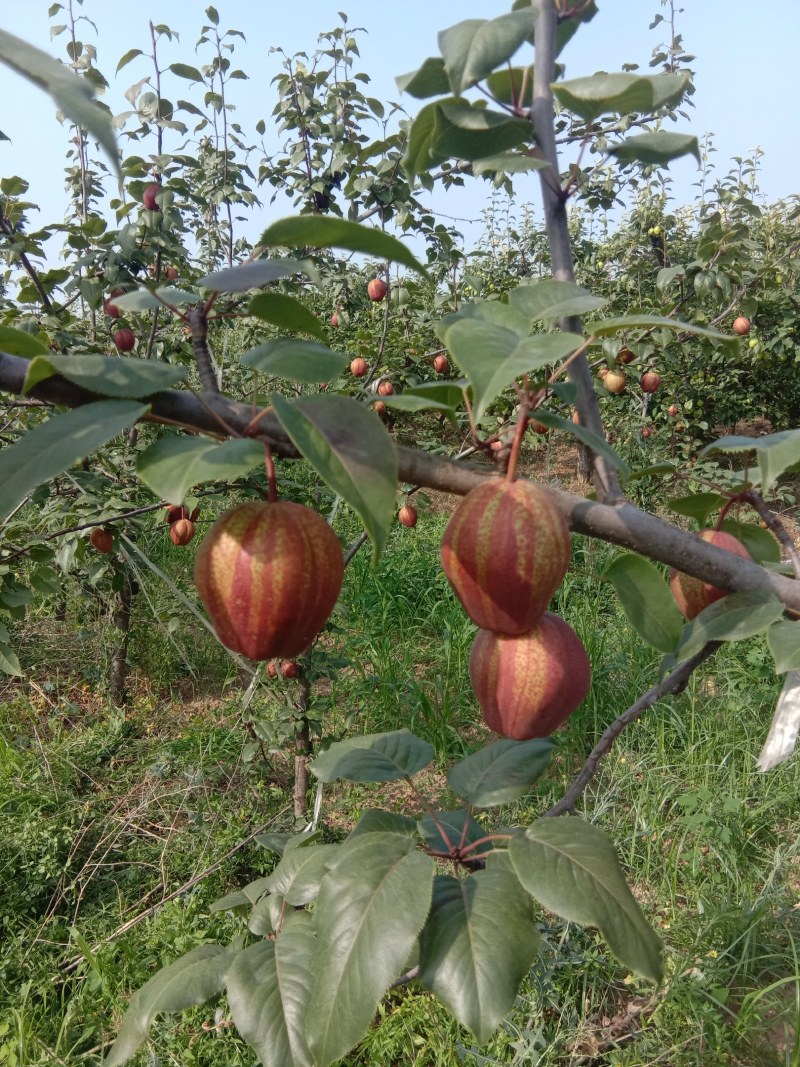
<box><xmin>742</xmin><ymin>489</ymin><xmax>800</xmax><ymax>579</ymax></box>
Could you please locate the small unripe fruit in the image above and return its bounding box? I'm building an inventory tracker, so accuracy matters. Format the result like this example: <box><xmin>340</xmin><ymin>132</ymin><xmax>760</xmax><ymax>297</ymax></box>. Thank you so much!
<box><xmin>748</xmin><ymin>338</ymin><xmax>758</xmax><ymax>349</ymax></box>
<box><xmin>280</xmin><ymin>659</ymin><xmax>299</xmax><ymax>679</ymax></box>
<box><xmin>170</xmin><ymin>519</ymin><xmax>196</xmax><ymax>546</ymax></box>
<box><xmin>732</xmin><ymin>316</ymin><xmax>751</xmax><ymax>336</ymax></box>
<box><xmin>398</xmin><ymin>504</ymin><xmax>418</xmax><ymax>528</ymax></box>
<box><xmin>194</xmin><ymin>501</ymin><xmax>344</xmax><ymax>660</ymax></box>
<box><xmin>604</xmin><ymin>369</ymin><xmax>627</xmax><ymax>394</ymax></box>
<box><xmin>350</xmin><ymin>357</ymin><xmax>368</xmax><ymax>377</ymax></box>
<box><xmin>617</xmin><ymin>347</ymin><xmax>635</xmax><ymax>365</ymax></box>
<box><xmin>113</xmin><ymin>328</ymin><xmax>136</xmax><ymax>352</ymax></box>
<box><xmin>142</xmin><ymin>182</ymin><xmax>161</xmax><ymax>211</ymax></box>
<box><xmin>598</xmin><ymin>366</ymin><xmax>609</xmax><ymax>379</ymax></box>
<box><xmin>377</xmin><ymin>380</ymin><xmax>395</xmax><ymax>396</ymax></box>
<box><xmin>373</xmin><ymin>401</ymin><xmax>388</xmax><ymax>416</ymax></box>
<box><xmin>470</xmin><ymin>614</ymin><xmax>591</xmax><ymax>740</ymax></box>
<box><xmin>641</xmin><ymin>426</ymin><xmax>653</xmax><ymax>438</ymax></box>
<box><xmin>330</xmin><ymin>312</ymin><xmax>340</xmax><ymax>327</ymax></box>
<box><xmin>367</xmin><ymin>278</ymin><xmax>388</xmax><ymax>302</ymax></box>
<box><xmin>433</xmin><ymin>354</ymin><xmax>449</xmax><ymax>374</ymax></box>
<box><xmin>104</xmin><ymin>297</ymin><xmax>121</xmax><ymax>318</ymax></box>
<box><xmin>165</xmin><ymin>266</ymin><xmax>179</xmax><ymax>281</ymax></box>
<box><xmin>668</xmin><ymin>404</ymin><xmax>679</xmax><ymax>417</ymax></box>
<box><xmin>669</xmin><ymin>529</ymin><xmax>751</xmax><ymax>619</ymax></box>
<box><xmin>674</xmin><ymin>422</ymin><xmax>686</xmax><ymax>432</ymax></box>
<box><xmin>641</xmin><ymin>370</ymin><xmax>661</xmax><ymax>394</ymax></box>
<box><xmin>441</xmin><ymin>479</ymin><xmax>571</xmax><ymax>635</ymax></box>
<box><xmin>90</xmin><ymin>527</ymin><xmax>114</xmax><ymax>553</ymax></box>
<box><xmin>267</xmin><ymin>660</ymin><xmax>278</xmax><ymax>679</ymax></box>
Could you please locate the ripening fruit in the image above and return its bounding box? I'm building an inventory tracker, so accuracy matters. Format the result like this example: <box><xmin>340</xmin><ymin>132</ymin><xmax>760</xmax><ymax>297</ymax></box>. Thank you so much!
<box><xmin>433</xmin><ymin>354</ymin><xmax>449</xmax><ymax>374</ymax></box>
<box><xmin>142</xmin><ymin>182</ymin><xmax>161</xmax><ymax>211</ymax></box>
<box><xmin>571</xmin><ymin>408</ymin><xmax>581</xmax><ymax>425</ymax></box>
<box><xmin>748</xmin><ymin>338</ymin><xmax>758</xmax><ymax>349</ymax></box>
<box><xmin>350</xmin><ymin>357</ymin><xmax>368</xmax><ymax>377</ymax></box>
<box><xmin>641</xmin><ymin>370</ymin><xmax>661</xmax><ymax>394</ymax></box>
<box><xmin>330</xmin><ymin>312</ymin><xmax>340</xmax><ymax>327</ymax></box>
<box><xmin>280</xmin><ymin>659</ymin><xmax>299</xmax><ymax>679</ymax></box>
<box><xmin>469</xmin><ymin>614</ymin><xmax>591</xmax><ymax>740</ymax></box>
<box><xmin>732</xmin><ymin>316</ymin><xmax>751</xmax><ymax>336</ymax></box>
<box><xmin>90</xmin><ymin>527</ymin><xmax>114</xmax><ymax>553</ymax></box>
<box><xmin>165</xmin><ymin>266</ymin><xmax>179</xmax><ymax>281</ymax></box>
<box><xmin>373</xmin><ymin>400</ymin><xmax>388</xmax><ymax>416</ymax></box>
<box><xmin>441</xmin><ymin>479</ymin><xmax>570</xmax><ymax>635</ymax></box>
<box><xmin>669</xmin><ymin>529</ymin><xmax>751</xmax><ymax>619</ymax></box>
<box><xmin>668</xmin><ymin>404</ymin><xmax>679</xmax><ymax>417</ymax></box>
<box><xmin>367</xmin><ymin>278</ymin><xmax>388</xmax><ymax>302</ymax></box>
<box><xmin>170</xmin><ymin>519</ymin><xmax>196</xmax><ymax>546</ymax></box>
<box><xmin>598</xmin><ymin>366</ymin><xmax>609</xmax><ymax>379</ymax></box>
<box><xmin>194</xmin><ymin>501</ymin><xmax>344</xmax><ymax>660</ymax></box>
<box><xmin>377</xmin><ymin>380</ymin><xmax>395</xmax><ymax>396</ymax></box>
<box><xmin>617</xmin><ymin>347</ymin><xmax>635</xmax><ymax>365</ymax></box>
<box><xmin>604</xmin><ymin>369</ymin><xmax>627</xmax><ymax>394</ymax></box>
<box><xmin>104</xmin><ymin>296</ymin><xmax>121</xmax><ymax>318</ymax></box>
<box><xmin>113</xmin><ymin>328</ymin><xmax>136</xmax><ymax>352</ymax></box>
<box><xmin>165</xmin><ymin>505</ymin><xmax>190</xmax><ymax>524</ymax></box>
<box><xmin>641</xmin><ymin>426</ymin><xmax>653</xmax><ymax>438</ymax></box>
<box><xmin>398</xmin><ymin>504</ymin><xmax>418</xmax><ymax>528</ymax></box>
<box><xmin>267</xmin><ymin>660</ymin><xmax>278</xmax><ymax>679</ymax></box>
<box><xmin>529</xmin><ymin>418</ymin><xmax>549</xmax><ymax>435</ymax></box>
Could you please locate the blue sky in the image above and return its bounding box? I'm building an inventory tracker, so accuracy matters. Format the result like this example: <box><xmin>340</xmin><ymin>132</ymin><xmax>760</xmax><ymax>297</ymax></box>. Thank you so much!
<box><xmin>0</xmin><ymin>1</ymin><xmax>795</xmax><ymax>259</ymax></box>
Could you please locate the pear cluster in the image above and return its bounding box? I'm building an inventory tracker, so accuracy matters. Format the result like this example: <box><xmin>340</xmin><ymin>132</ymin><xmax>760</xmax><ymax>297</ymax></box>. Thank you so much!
<box><xmin>441</xmin><ymin>479</ymin><xmax>590</xmax><ymax>740</ymax></box>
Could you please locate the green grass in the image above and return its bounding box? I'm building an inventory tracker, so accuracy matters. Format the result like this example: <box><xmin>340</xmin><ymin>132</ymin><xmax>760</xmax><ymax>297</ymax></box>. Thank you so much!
<box><xmin>1</xmin><ymin>504</ymin><xmax>799</xmax><ymax>1065</ymax></box>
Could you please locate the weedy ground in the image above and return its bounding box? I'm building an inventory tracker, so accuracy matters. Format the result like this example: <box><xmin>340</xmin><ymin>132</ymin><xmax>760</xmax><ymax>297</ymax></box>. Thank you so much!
<box><xmin>0</xmin><ymin>461</ymin><xmax>799</xmax><ymax>1066</ymax></box>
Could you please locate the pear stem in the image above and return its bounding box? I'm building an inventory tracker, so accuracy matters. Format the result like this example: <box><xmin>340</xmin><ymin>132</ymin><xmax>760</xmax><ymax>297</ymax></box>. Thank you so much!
<box><xmin>505</xmin><ymin>401</ymin><xmax>529</xmax><ymax>483</ymax></box>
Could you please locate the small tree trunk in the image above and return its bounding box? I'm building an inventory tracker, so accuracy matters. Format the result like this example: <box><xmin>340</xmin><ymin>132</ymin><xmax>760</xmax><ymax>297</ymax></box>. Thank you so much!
<box><xmin>292</xmin><ymin>668</ymin><xmax>313</xmax><ymax>821</ymax></box>
<box><xmin>576</xmin><ymin>441</ymin><xmax>591</xmax><ymax>481</ymax></box>
<box><xmin>109</xmin><ymin>575</ymin><xmax>134</xmax><ymax>706</ymax></box>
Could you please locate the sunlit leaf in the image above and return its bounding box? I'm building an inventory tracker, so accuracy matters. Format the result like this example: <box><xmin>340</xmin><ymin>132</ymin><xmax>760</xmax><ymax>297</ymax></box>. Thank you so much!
<box><xmin>136</xmin><ymin>436</ymin><xmax>264</xmax><ymax>503</ymax></box>
<box><xmin>553</xmin><ymin>71</ymin><xmax>691</xmax><ymax>123</ymax></box>
<box><xmin>438</xmin><ymin>13</ymin><xmax>533</xmax><ymax>96</ymax></box>
<box><xmin>198</xmin><ymin>260</ymin><xmax>308</xmax><ymax>293</ymax></box>
<box><xmin>510</xmin><ymin>278</ymin><xmax>606</xmax><ymax>320</ymax></box>
<box><xmin>248</xmin><ymin>292</ymin><xmax>326</xmax><ymax>341</ymax></box>
<box><xmin>259</xmin><ymin>217</ymin><xmax>427</xmax><ymax>277</ymax></box>
<box><xmin>23</xmin><ymin>354</ymin><xmax>185</xmax><ymax>398</ymax></box>
<box><xmin>311</xmin><ymin>729</ymin><xmax>433</xmax><ymax>784</ymax></box>
<box><xmin>605</xmin><ymin>554</ymin><xmax>683</xmax><ymax>652</ymax></box>
<box><xmin>610</xmin><ymin>131</ymin><xmax>700</xmax><ymax>167</ymax></box>
<box><xmin>242</xmin><ymin>340</ymin><xmax>347</xmax><ymax>383</ymax></box>
<box><xmin>676</xmin><ymin>590</ymin><xmax>784</xmax><ymax>662</ymax></box>
<box><xmin>448</xmin><ymin>739</ymin><xmax>553</xmax><ymax>807</ymax></box>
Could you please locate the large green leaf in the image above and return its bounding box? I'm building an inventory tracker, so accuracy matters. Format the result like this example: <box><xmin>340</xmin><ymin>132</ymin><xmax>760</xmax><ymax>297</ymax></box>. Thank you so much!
<box><xmin>667</xmin><ymin>492</ymin><xmax>727</xmax><ymax>526</ymax></box>
<box><xmin>676</xmin><ymin>590</ymin><xmax>785</xmax><ymax>663</ymax></box>
<box><xmin>584</xmin><ymin>313</ymin><xmax>731</xmax><ymax>343</ymax></box>
<box><xmin>700</xmin><ymin>429</ymin><xmax>800</xmax><ymax>494</ymax></box>
<box><xmin>552</xmin><ymin>71</ymin><xmax>691</xmax><ymax>123</ymax></box>
<box><xmin>110</xmin><ymin>287</ymin><xmax>198</xmax><ymax>311</ymax></box>
<box><xmin>610</xmin><ymin>131</ymin><xmax>700</xmax><ymax>167</ymax></box>
<box><xmin>23</xmin><ymin>354</ymin><xmax>185</xmax><ymax>398</ymax></box>
<box><xmin>418</xmin><ymin>864</ymin><xmax>539</xmax><ymax>1043</ymax></box>
<box><xmin>264</xmin><ymin>846</ymin><xmax>338</xmax><ymax>906</ymax></box>
<box><xmin>105</xmin><ymin>945</ymin><xmax>231</xmax><ymax>1066</ymax></box>
<box><xmin>720</xmin><ymin>519</ymin><xmax>780</xmax><ymax>565</ymax></box>
<box><xmin>510</xmin><ymin>819</ymin><xmax>663</xmax><ymax>984</ymax></box>
<box><xmin>438</xmin><ymin>13</ymin><xmax>533</xmax><ymax>96</ymax></box>
<box><xmin>439</xmin><ymin>300</ymin><xmax>532</xmax><ymax>339</ymax></box>
<box><xmin>472</xmin><ymin>152</ymin><xmax>549</xmax><ymax>176</ymax></box>
<box><xmin>432</xmin><ymin>102</ymin><xmax>530</xmax><ymax>163</ymax></box>
<box><xmin>0</xmin><ymin>642</ymin><xmax>22</xmax><ymax>677</ymax></box>
<box><xmin>448</xmin><ymin>739</ymin><xmax>553</xmax><ymax>807</ymax></box>
<box><xmin>767</xmin><ymin>620</ymin><xmax>800</xmax><ymax>674</ymax></box>
<box><xmin>0</xmin><ymin>400</ymin><xmax>146</xmax><ymax>525</ymax></box>
<box><xmin>395</xmin><ymin>56</ymin><xmax>450</xmax><ymax>99</ymax></box>
<box><xmin>347</xmin><ymin>809</ymin><xmax>418</xmax><ymax>842</ymax></box>
<box><xmin>509</xmin><ymin>279</ymin><xmax>606</xmax><ymax>321</ymax></box>
<box><xmin>0</xmin><ymin>325</ymin><xmax>49</xmax><ymax>357</ymax></box>
<box><xmin>438</xmin><ymin>319</ymin><xmax>583</xmax><ymax>423</ymax></box>
<box><xmin>136</xmin><ymin>436</ymin><xmax>264</xmax><ymax>503</ymax></box>
<box><xmin>242</xmin><ymin>340</ymin><xmax>347</xmax><ymax>383</ymax></box>
<box><xmin>271</xmin><ymin>393</ymin><xmax>398</xmax><ymax>562</ymax></box>
<box><xmin>259</xmin><ymin>217</ymin><xmax>427</xmax><ymax>277</ymax></box>
<box><xmin>226</xmin><ymin>917</ymin><xmax>315</xmax><ymax>1067</ymax></box>
<box><xmin>0</xmin><ymin>29</ymin><xmax>120</xmax><ymax>179</ymax></box>
<box><xmin>605</xmin><ymin>554</ymin><xmax>683</xmax><ymax>653</ymax></box>
<box><xmin>311</xmin><ymin>729</ymin><xmax>434</xmax><ymax>784</ymax></box>
<box><xmin>198</xmin><ymin>259</ymin><xmax>309</xmax><ymax>293</ymax></box>
<box><xmin>306</xmin><ymin>834</ymin><xmax>434</xmax><ymax>1066</ymax></box>
<box><xmin>417</xmin><ymin>809</ymin><xmax>491</xmax><ymax>857</ymax></box>
<box><xmin>525</xmin><ymin>411</ymin><xmax>630</xmax><ymax>480</ymax></box>
<box><xmin>402</xmin><ymin>98</ymin><xmax>450</xmax><ymax>185</ymax></box>
<box><xmin>248</xmin><ymin>292</ymin><xmax>326</xmax><ymax>341</ymax></box>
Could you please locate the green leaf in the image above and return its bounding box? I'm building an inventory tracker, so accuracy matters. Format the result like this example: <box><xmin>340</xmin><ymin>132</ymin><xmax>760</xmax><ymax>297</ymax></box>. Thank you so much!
<box><xmin>271</xmin><ymin>393</ymin><xmax>398</xmax><ymax>562</ymax></box>
<box><xmin>0</xmin><ymin>400</ymin><xmax>146</xmax><ymax>525</ymax></box>
<box><xmin>676</xmin><ymin>590</ymin><xmax>785</xmax><ymax>663</ymax></box>
<box><xmin>767</xmin><ymin>620</ymin><xmax>800</xmax><ymax>674</ymax></box>
<box><xmin>226</xmin><ymin>919</ymin><xmax>315</xmax><ymax>1067</ymax></box>
<box><xmin>264</xmin><ymin>845</ymin><xmax>338</xmax><ymax>906</ymax></box>
<box><xmin>111</xmin><ymin>287</ymin><xmax>198</xmax><ymax>310</ymax></box>
<box><xmin>552</xmin><ymin>71</ymin><xmax>691</xmax><ymax>123</ymax></box>
<box><xmin>136</xmin><ymin>436</ymin><xmax>264</xmax><ymax>503</ymax></box>
<box><xmin>701</xmin><ymin>429</ymin><xmax>800</xmax><ymax>495</ymax></box>
<box><xmin>248</xmin><ymin>292</ymin><xmax>326</xmax><ymax>341</ymax></box>
<box><xmin>438</xmin><ymin>319</ymin><xmax>583</xmax><ymax>423</ymax></box>
<box><xmin>525</xmin><ymin>411</ymin><xmax>630</xmax><ymax>480</ymax></box>
<box><xmin>438</xmin><ymin>13</ymin><xmax>533</xmax><ymax>96</ymax></box>
<box><xmin>0</xmin><ymin>29</ymin><xmax>120</xmax><ymax>179</ymax></box>
<box><xmin>403</xmin><ymin>99</ymin><xmax>450</xmax><ymax>185</ymax></box>
<box><xmin>448</xmin><ymin>739</ymin><xmax>553</xmax><ymax>807</ymax></box>
<box><xmin>0</xmin><ymin>325</ymin><xmax>49</xmax><ymax>357</ymax></box>
<box><xmin>509</xmin><ymin>278</ymin><xmax>606</xmax><ymax>320</ymax></box>
<box><xmin>23</xmin><ymin>354</ymin><xmax>185</xmax><ymax>398</ymax></box>
<box><xmin>610</xmin><ymin>131</ymin><xmax>700</xmax><ymax>167</ymax></box>
<box><xmin>584</xmin><ymin>313</ymin><xmax>731</xmax><ymax>343</ymax></box>
<box><xmin>418</xmin><ymin>809</ymin><xmax>491</xmax><ymax>857</ymax></box>
<box><xmin>510</xmin><ymin>819</ymin><xmax>663</xmax><ymax>984</ymax></box>
<box><xmin>605</xmin><ymin>554</ymin><xmax>683</xmax><ymax>653</ymax></box>
<box><xmin>433</xmin><ymin>102</ymin><xmax>529</xmax><ymax>162</ymax></box>
<box><xmin>198</xmin><ymin>260</ymin><xmax>308</xmax><ymax>293</ymax></box>
<box><xmin>210</xmin><ymin>875</ymin><xmax>272</xmax><ymax>913</ymax></box>
<box><xmin>306</xmin><ymin>835</ymin><xmax>434</xmax><ymax>1066</ymax></box>
<box><xmin>105</xmin><ymin>945</ymin><xmax>231</xmax><ymax>1066</ymax></box>
<box><xmin>418</xmin><ymin>865</ymin><xmax>539</xmax><ymax>1043</ymax></box>
<box><xmin>347</xmin><ymin>809</ymin><xmax>418</xmax><ymax>841</ymax></box>
<box><xmin>667</xmin><ymin>492</ymin><xmax>727</xmax><ymax>526</ymax></box>
<box><xmin>440</xmin><ymin>299</ymin><xmax>531</xmax><ymax>338</ymax></box>
<box><xmin>395</xmin><ymin>56</ymin><xmax>450</xmax><ymax>99</ymax></box>
<box><xmin>311</xmin><ymin>729</ymin><xmax>434</xmax><ymax>784</ymax></box>
<box><xmin>242</xmin><ymin>340</ymin><xmax>347</xmax><ymax>383</ymax></box>
<box><xmin>259</xmin><ymin>217</ymin><xmax>427</xmax><ymax>278</ymax></box>
<box><xmin>720</xmin><ymin>520</ymin><xmax>780</xmax><ymax>565</ymax></box>
<box><xmin>0</xmin><ymin>642</ymin><xmax>22</xmax><ymax>677</ymax></box>
<box><xmin>169</xmin><ymin>62</ymin><xmax>203</xmax><ymax>82</ymax></box>
<box><xmin>472</xmin><ymin>152</ymin><xmax>549</xmax><ymax>176</ymax></box>
<box><xmin>116</xmin><ymin>48</ymin><xmax>143</xmax><ymax>74</ymax></box>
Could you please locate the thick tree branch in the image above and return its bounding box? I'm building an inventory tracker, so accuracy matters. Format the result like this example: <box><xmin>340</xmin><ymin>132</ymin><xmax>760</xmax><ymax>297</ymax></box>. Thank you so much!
<box><xmin>1</xmin><ymin>347</ymin><xmax>799</xmax><ymax>613</ymax></box>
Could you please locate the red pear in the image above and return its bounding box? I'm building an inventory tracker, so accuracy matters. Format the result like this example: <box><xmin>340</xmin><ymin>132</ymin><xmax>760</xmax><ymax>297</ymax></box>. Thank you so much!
<box><xmin>669</xmin><ymin>529</ymin><xmax>751</xmax><ymax>619</ymax></box>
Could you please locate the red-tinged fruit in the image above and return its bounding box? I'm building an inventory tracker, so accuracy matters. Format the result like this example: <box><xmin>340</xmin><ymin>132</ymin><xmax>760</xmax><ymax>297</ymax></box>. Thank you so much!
<box><xmin>641</xmin><ymin>370</ymin><xmax>661</xmax><ymax>394</ymax></box>
<box><xmin>350</xmin><ymin>357</ymin><xmax>368</xmax><ymax>377</ymax></box>
<box><xmin>669</xmin><ymin>529</ymin><xmax>751</xmax><ymax>619</ymax></box>
<box><xmin>104</xmin><ymin>297</ymin><xmax>121</xmax><ymax>318</ymax></box>
<box><xmin>267</xmin><ymin>661</ymin><xmax>278</xmax><ymax>679</ymax></box>
<box><xmin>441</xmin><ymin>479</ymin><xmax>570</xmax><ymax>635</ymax></box>
<box><xmin>142</xmin><ymin>182</ymin><xmax>161</xmax><ymax>211</ymax></box>
<box><xmin>617</xmin><ymin>346</ymin><xmax>635</xmax><ymax>365</ymax></box>
<box><xmin>170</xmin><ymin>519</ymin><xmax>196</xmax><ymax>546</ymax></box>
<box><xmin>113</xmin><ymin>328</ymin><xmax>136</xmax><ymax>352</ymax></box>
<box><xmin>470</xmin><ymin>614</ymin><xmax>591</xmax><ymax>740</ymax></box>
<box><xmin>732</xmin><ymin>316</ymin><xmax>751</xmax><ymax>336</ymax></box>
<box><xmin>641</xmin><ymin>426</ymin><xmax>653</xmax><ymax>438</ymax></box>
<box><xmin>377</xmin><ymin>380</ymin><xmax>394</xmax><ymax>396</ymax></box>
<box><xmin>604</xmin><ymin>369</ymin><xmax>627</xmax><ymax>394</ymax></box>
<box><xmin>330</xmin><ymin>312</ymin><xmax>340</xmax><ymax>327</ymax></box>
<box><xmin>90</xmin><ymin>527</ymin><xmax>114</xmax><ymax>554</ymax></box>
<box><xmin>165</xmin><ymin>505</ymin><xmax>190</xmax><ymax>525</ymax></box>
<box><xmin>398</xmin><ymin>504</ymin><xmax>418</xmax><ymax>528</ymax></box>
<box><xmin>280</xmin><ymin>659</ymin><xmax>299</xmax><ymax>679</ymax></box>
<box><xmin>367</xmin><ymin>277</ymin><xmax>388</xmax><ymax>302</ymax></box>
<box><xmin>373</xmin><ymin>400</ymin><xmax>388</xmax><ymax>416</ymax></box>
<box><xmin>165</xmin><ymin>265</ymin><xmax>179</xmax><ymax>281</ymax></box>
<box><xmin>433</xmin><ymin>354</ymin><xmax>449</xmax><ymax>374</ymax></box>
<box><xmin>668</xmin><ymin>404</ymin><xmax>679</xmax><ymax>417</ymax></box>
<box><xmin>194</xmin><ymin>501</ymin><xmax>344</xmax><ymax>660</ymax></box>
<box><xmin>529</xmin><ymin>419</ymin><xmax>549</xmax><ymax>435</ymax></box>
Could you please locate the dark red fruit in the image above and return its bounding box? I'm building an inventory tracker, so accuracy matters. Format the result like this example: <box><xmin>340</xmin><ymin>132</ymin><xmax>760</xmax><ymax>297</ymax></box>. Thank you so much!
<box><xmin>90</xmin><ymin>527</ymin><xmax>114</xmax><ymax>553</ymax></box>
<box><xmin>113</xmin><ymin>329</ymin><xmax>136</xmax><ymax>352</ymax></box>
<box><xmin>398</xmin><ymin>504</ymin><xmax>418</xmax><ymax>528</ymax></box>
<box><xmin>367</xmin><ymin>278</ymin><xmax>388</xmax><ymax>302</ymax></box>
<box><xmin>142</xmin><ymin>183</ymin><xmax>161</xmax><ymax>211</ymax></box>
<box><xmin>170</xmin><ymin>519</ymin><xmax>196</xmax><ymax>546</ymax></box>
